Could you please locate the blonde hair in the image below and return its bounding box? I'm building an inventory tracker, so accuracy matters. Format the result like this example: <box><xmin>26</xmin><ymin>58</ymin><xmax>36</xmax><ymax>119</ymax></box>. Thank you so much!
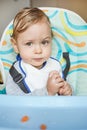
<box><xmin>12</xmin><ymin>7</ymin><xmax>52</xmax><ymax>40</ymax></box>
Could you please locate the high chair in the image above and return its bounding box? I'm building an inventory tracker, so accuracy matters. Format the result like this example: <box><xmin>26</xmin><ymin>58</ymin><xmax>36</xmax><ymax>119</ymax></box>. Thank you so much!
<box><xmin>0</xmin><ymin>7</ymin><xmax>87</xmax><ymax>129</ymax></box>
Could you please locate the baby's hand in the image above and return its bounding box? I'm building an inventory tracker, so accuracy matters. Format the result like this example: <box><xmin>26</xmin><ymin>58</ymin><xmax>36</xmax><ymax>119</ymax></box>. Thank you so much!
<box><xmin>47</xmin><ymin>70</ymin><xmax>64</xmax><ymax>95</ymax></box>
<box><xmin>58</xmin><ymin>81</ymin><xmax>72</xmax><ymax>95</ymax></box>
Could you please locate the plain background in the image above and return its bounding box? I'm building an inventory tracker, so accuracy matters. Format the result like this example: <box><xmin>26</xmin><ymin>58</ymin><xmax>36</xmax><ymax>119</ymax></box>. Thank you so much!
<box><xmin>31</xmin><ymin>0</ymin><xmax>87</xmax><ymax>22</ymax></box>
<box><xmin>0</xmin><ymin>0</ymin><xmax>30</xmax><ymax>39</ymax></box>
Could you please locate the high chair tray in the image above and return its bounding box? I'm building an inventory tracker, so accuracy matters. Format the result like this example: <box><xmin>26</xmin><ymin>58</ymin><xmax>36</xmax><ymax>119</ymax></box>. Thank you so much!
<box><xmin>0</xmin><ymin>95</ymin><xmax>87</xmax><ymax>130</ymax></box>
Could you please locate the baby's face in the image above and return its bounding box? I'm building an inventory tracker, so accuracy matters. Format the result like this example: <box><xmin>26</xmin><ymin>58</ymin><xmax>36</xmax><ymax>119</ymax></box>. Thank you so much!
<box><xmin>14</xmin><ymin>22</ymin><xmax>52</xmax><ymax>69</ymax></box>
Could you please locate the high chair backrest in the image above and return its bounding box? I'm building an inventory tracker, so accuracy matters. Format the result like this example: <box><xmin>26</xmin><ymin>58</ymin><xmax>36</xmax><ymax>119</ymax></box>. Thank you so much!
<box><xmin>0</xmin><ymin>7</ymin><xmax>87</xmax><ymax>95</ymax></box>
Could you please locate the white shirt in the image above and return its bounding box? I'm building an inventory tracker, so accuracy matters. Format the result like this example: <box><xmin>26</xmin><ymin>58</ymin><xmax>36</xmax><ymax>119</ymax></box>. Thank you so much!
<box><xmin>21</xmin><ymin>57</ymin><xmax>62</xmax><ymax>92</ymax></box>
<box><xmin>6</xmin><ymin>57</ymin><xmax>62</xmax><ymax>95</ymax></box>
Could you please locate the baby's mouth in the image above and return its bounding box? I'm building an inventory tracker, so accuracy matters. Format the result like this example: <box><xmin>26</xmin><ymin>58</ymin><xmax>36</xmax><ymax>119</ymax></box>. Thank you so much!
<box><xmin>33</xmin><ymin>58</ymin><xmax>43</xmax><ymax>62</ymax></box>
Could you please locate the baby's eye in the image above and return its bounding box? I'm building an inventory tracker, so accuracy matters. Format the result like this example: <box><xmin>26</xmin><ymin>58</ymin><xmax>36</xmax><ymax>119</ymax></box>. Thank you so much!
<box><xmin>41</xmin><ymin>40</ymin><xmax>50</xmax><ymax>46</ymax></box>
<box><xmin>26</xmin><ymin>42</ymin><xmax>33</xmax><ymax>46</ymax></box>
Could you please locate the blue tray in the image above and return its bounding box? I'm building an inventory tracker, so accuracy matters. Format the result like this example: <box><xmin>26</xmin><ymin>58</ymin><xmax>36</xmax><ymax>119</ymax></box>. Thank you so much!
<box><xmin>0</xmin><ymin>95</ymin><xmax>87</xmax><ymax>130</ymax></box>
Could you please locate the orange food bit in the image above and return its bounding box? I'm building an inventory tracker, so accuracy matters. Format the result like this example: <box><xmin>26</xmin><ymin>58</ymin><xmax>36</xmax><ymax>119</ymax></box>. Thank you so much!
<box><xmin>40</xmin><ymin>124</ymin><xmax>47</xmax><ymax>130</ymax></box>
<box><xmin>21</xmin><ymin>115</ymin><xmax>29</xmax><ymax>122</ymax></box>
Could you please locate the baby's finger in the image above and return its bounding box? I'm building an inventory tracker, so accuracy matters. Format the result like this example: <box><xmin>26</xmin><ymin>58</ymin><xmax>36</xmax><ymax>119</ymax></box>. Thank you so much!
<box><xmin>56</xmin><ymin>77</ymin><xmax>64</xmax><ymax>85</ymax></box>
<box><xmin>58</xmin><ymin>86</ymin><xmax>72</xmax><ymax>95</ymax></box>
<box><xmin>49</xmin><ymin>70</ymin><xmax>60</xmax><ymax>78</ymax></box>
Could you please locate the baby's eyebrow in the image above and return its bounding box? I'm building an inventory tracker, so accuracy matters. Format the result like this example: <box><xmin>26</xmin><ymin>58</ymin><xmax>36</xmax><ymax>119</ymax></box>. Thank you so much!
<box><xmin>43</xmin><ymin>36</ymin><xmax>52</xmax><ymax>39</ymax></box>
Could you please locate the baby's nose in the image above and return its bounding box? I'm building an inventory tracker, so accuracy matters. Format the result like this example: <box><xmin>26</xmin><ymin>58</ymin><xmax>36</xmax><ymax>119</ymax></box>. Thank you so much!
<box><xmin>35</xmin><ymin>44</ymin><xmax>42</xmax><ymax>53</ymax></box>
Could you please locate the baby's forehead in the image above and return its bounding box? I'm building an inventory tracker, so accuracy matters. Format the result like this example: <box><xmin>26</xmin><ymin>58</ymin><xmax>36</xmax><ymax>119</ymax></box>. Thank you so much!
<box><xmin>12</xmin><ymin>13</ymin><xmax>51</xmax><ymax>41</ymax></box>
<box><xmin>22</xmin><ymin>20</ymin><xmax>51</xmax><ymax>33</ymax></box>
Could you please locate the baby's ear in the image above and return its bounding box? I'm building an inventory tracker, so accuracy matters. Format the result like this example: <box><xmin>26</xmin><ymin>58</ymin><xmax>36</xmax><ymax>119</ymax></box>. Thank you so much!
<box><xmin>10</xmin><ymin>38</ymin><xmax>19</xmax><ymax>53</ymax></box>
